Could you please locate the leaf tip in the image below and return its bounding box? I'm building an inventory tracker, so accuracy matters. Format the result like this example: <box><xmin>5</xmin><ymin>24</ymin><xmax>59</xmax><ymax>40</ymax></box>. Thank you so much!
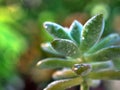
<box><xmin>73</xmin><ymin>20</ymin><xmax>79</xmax><ymax>24</ymax></box>
<box><xmin>43</xmin><ymin>21</ymin><xmax>52</xmax><ymax>30</ymax></box>
<box><xmin>96</xmin><ymin>13</ymin><xmax>103</xmax><ymax>17</ymax></box>
<box><xmin>71</xmin><ymin>20</ymin><xmax>82</xmax><ymax>27</ymax></box>
<box><xmin>36</xmin><ymin>61</ymin><xmax>42</xmax><ymax>66</ymax></box>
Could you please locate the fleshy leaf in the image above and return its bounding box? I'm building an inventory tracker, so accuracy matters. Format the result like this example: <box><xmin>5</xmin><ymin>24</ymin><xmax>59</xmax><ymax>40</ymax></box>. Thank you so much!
<box><xmin>87</xmin><ymin>33</ymin><xmax>120</xmax><ymax>54</ymax></box>
<box><xmin>51</xmin><ymin>39</ymin><xmax>79</xmax><ymax>57</ymax></box>
<box><xmin>37</xmin><ymin>58</ymin><xmax>79</xmax><ymax>69</ymax></box>
<box><xmin>112</xmin><ymin>57</ymin><xmax>120</xmax><ymax>70</ymax></box>
<box><xmin>89</xmin><ymin>71</ymin><xmax>120</xmax><ymax>80</ymax></box>
<box><xmin>84</xmin><ymin>46</ymin><xmax>120</xmax><ymax>62</ymax></box>
<box><xmin>52</xmin><ymin>61</ymin><xmax>114</xmax><ymax>80</ymax></box>
<box><xmin>70</xmin><ymin>20</ymin><xmax>83</xmax><ymax>44</ymax></box>
<box><xmin>80</xmin><ymin>14</ymin><xmax>104</xmax><ymax>53</ymax></box>
<box><xmin>44</xmin><ymin>22</ymin><xmax>71</xmax><ymax>39</ymax></box>
<box><xmin>44</xmin><ymin>76</ymin><xmax>83</xmax><ymax>90</ymax></box>
<box><xmin>53</xmin><ymin>69</ymin><xmax>77</xmax><ymax>80</ymax></box>
<box><xmin>41</xmin><ymin>42</ymin><xmax>62</xmax><ymax>56</ymax></box>
<box><xmin>90</xmin><ymin>61</ymin><xmax>114</xmax><ymax>72</ymax></box>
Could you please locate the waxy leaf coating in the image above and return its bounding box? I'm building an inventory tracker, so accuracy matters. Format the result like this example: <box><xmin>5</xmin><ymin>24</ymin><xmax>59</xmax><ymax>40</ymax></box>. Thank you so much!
<box><xmin>41</xmin><ymin>42</ymin><xmax>62</xmax><ymax>56</ymax></box>
<box><xmin>37</xmin><ymin>58</ymin><xmax>79</xmax><ymax>69</ymax></box>
<box><xmin>38</xmin><ymin>14</ymin><xmax>120</xmax><ymax>90</ymax></box>
<box><xmin>44</xmin><ymin>22</ymin><xmax>71</xmax><ymax>39</ymax></box>
<box><xmin>111</xmin><ymin>57</ymin><xmax>120</xmax><ymax>70</ymax></box>
<box><xmin>87</xmin><ymin>33</ymin><xmax>120</xmax><ymax>54</ymax></box>
<box><xmin>51</xmin><ymin>39</ymin><xmax>79</xmax><ymax>57</ymax></box>
<box><xmin>53</xmin><ymin>69</ymin><xmax>77</xmax><ymax>80</ymax></box>
<box><xmin>85</xmin><ymin>46</ymin><xmax>120</xmax><ymax>62</ymax></box>
<box><xmin>70</xmin><ymin>20</ymin><xmax>83</xmax><ymax>44</ymax></box>
<box><xmin>44</xmin><ymin>76</ymin><xmax>83</xmax><ymax>90</ymax></box>
<box><xmin>90</xmin><ymin>61</ymin><xmax>114</xmax><ymax>72</ymax></box>
<box><xmin>89</xmin><ymin>71</ymin><xmax>120</xmax><ymax>80</ymax></box>
<box><xmin>80</xmin><ymin>14</ymin><xmax>104</xmax><ymax>53</ymax></box>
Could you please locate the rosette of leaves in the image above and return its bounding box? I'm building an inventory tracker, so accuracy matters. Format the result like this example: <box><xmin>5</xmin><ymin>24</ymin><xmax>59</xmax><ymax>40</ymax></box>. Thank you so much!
<box><xmin>37</xmin><ymin>14</ymin><xmax>120</xmax><ymax>90</ymax></box>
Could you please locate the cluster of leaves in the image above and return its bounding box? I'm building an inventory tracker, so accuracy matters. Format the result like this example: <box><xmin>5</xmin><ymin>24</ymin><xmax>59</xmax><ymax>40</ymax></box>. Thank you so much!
<box><xmin>37</xmin><ymin>14</ymin><xmax>120</xmax><ymax>90</ymax></box>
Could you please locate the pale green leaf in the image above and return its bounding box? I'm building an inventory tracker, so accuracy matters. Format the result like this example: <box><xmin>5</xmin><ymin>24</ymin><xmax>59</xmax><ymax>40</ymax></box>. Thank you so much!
<box><xmin>37</xmin><ymin>58</ymin><xmax>79</xmax><ymax>69</ymax></box>
<box><xmin>44</xmin><ymin>76</ymin><xmax>83</xmax><ymax>90</ymax></box>
<box><xmin>87</xmin><ymin>33</ymin><xmax>120</xmax><ymax>54</ymax></box>
<box><xmin>44</xmin><ymin>22</ymin><xmax>71</xmax><ymax>39</ymax></box>
<box><xmin>112</xmin><ymin>57</ymin><xmax>120</xmax><ymax>70</ymax></box>
<box><xmin>51</xmin><ymin>39</ymin><xmax>79</xmax><ymax>57</ymax></box>
<box><xmin>53</xmin><ymin>69</ymin><xmax>77</xmax><ymax>80</ymax></box>
<box><xmin>41</xmin><ymin>42</ymin><xmax>62</xmax><ymax>56</ymax></box>
<box><xmin>89</xmin><ymin>70</ymin><xmax>120</xmax><ymax>80</ymax></box>
<box><xmin>70</xmin><ymin>20</ymin><xmax>83</xmax><ymax>44</ymax></box>
<box><xmin>80</xmin><ymin>14</ymin><xmax>104</xmax><ymax>53</ymax></box>
<box><xmin>90</xmin><ymin>61</ymin><xmax>114</xmax><ymax>72</ymax></box>
<box><xmin>84</xmin><ymin>46</ymin><xmax>120</xmax><ymax>62</ymax></box>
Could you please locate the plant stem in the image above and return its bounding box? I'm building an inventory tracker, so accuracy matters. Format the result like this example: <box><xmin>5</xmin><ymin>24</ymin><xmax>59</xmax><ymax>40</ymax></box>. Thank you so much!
<box><xmin>80</xmin><ymin>78</ymin><xmax>89</xmax><ymax>90</ymax></box>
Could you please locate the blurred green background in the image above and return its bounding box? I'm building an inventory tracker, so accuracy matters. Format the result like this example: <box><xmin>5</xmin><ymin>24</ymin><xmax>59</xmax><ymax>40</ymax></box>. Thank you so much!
<box><xmin>0</xmin><ymin>0</ymin><xmax>120</xmax><ymax>90</ymax></box>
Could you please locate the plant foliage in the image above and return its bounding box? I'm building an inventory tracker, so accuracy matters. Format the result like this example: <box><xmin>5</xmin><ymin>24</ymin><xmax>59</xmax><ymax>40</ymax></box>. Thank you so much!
<box><xmin>37</xmin><ymin>14</ymin><xmax>120</xmax><ymax>90</ymax></box>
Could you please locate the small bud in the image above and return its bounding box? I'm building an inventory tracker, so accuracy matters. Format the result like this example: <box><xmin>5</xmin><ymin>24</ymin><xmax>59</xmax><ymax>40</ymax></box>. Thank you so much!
<box><xmin>72</xmin><ymin>64</ymin><xmax>92</xmax><ymax>76</ymax></box>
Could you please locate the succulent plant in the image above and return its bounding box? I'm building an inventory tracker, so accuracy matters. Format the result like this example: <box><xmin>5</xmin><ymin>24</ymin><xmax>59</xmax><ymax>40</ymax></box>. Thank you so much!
<box><xmin>37</xmin><ymin>14</ymin><xmax>120</xmax><ymax>90</ymax></box>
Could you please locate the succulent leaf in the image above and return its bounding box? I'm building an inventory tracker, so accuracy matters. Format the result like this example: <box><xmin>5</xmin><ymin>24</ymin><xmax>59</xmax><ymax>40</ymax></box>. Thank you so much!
<box><xmin>80</xmin><ymin>14</ymin><xmax>104</xmax><ymax>53</ymax></box>
<box><xmin>85</xmin><ymin>46</ymin><xmax>120</xmax><ymax>62</ymax></box>
<box><xmin>37</xmin><ymin>58</ymin><xmax>79</xmax><ymax>69</ymax></box>
<box><xmin>87</xmin><ymin>33</ymin><xmax>120</xmax><ymax>54</ymax></box>
<box><xmin>89</xmin><ymin>71</ymin><xmax>120</xmax><ymax>80</ymax></box>
<box><xmin>112</xmin><ymin>57</ymin><xmax>120</xmax><ymax>70</ymax></box>
<box><xmin>53</xmin><ymin>69</ymin><xmax>77</xmax><ymax>80</ymax></box>
<box><xmin>41</xmin><ymin>42</ymin><xmax>62</xmax><ymax>56</ymax></box>
<box><xmin>44</xmin><ymin>76</ymin><xmax>83</xmax><ymax>90</ymax></box>
<box><xmin>40</xmin><ymin>14</ymin><xmax>120</xmax><ymax>90</ymax></box>
<box><xmin>44</xmin><ymin>22</ymin><xmax>71</xmax><ymax>39</ymax></box>
<box><xmin>70</xmin><ymin>20</ymin><xmax>83</xmax><ymax>44</ymax></box>
<box><xmin>90</xmin><ymin>61</ymin><xmax>114</xmax><ymax>72</ymax></box>
<box><xmin>51</xmin><ymin>39</ymin><xmax>79</xmax><ymax>57</ymax></box>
